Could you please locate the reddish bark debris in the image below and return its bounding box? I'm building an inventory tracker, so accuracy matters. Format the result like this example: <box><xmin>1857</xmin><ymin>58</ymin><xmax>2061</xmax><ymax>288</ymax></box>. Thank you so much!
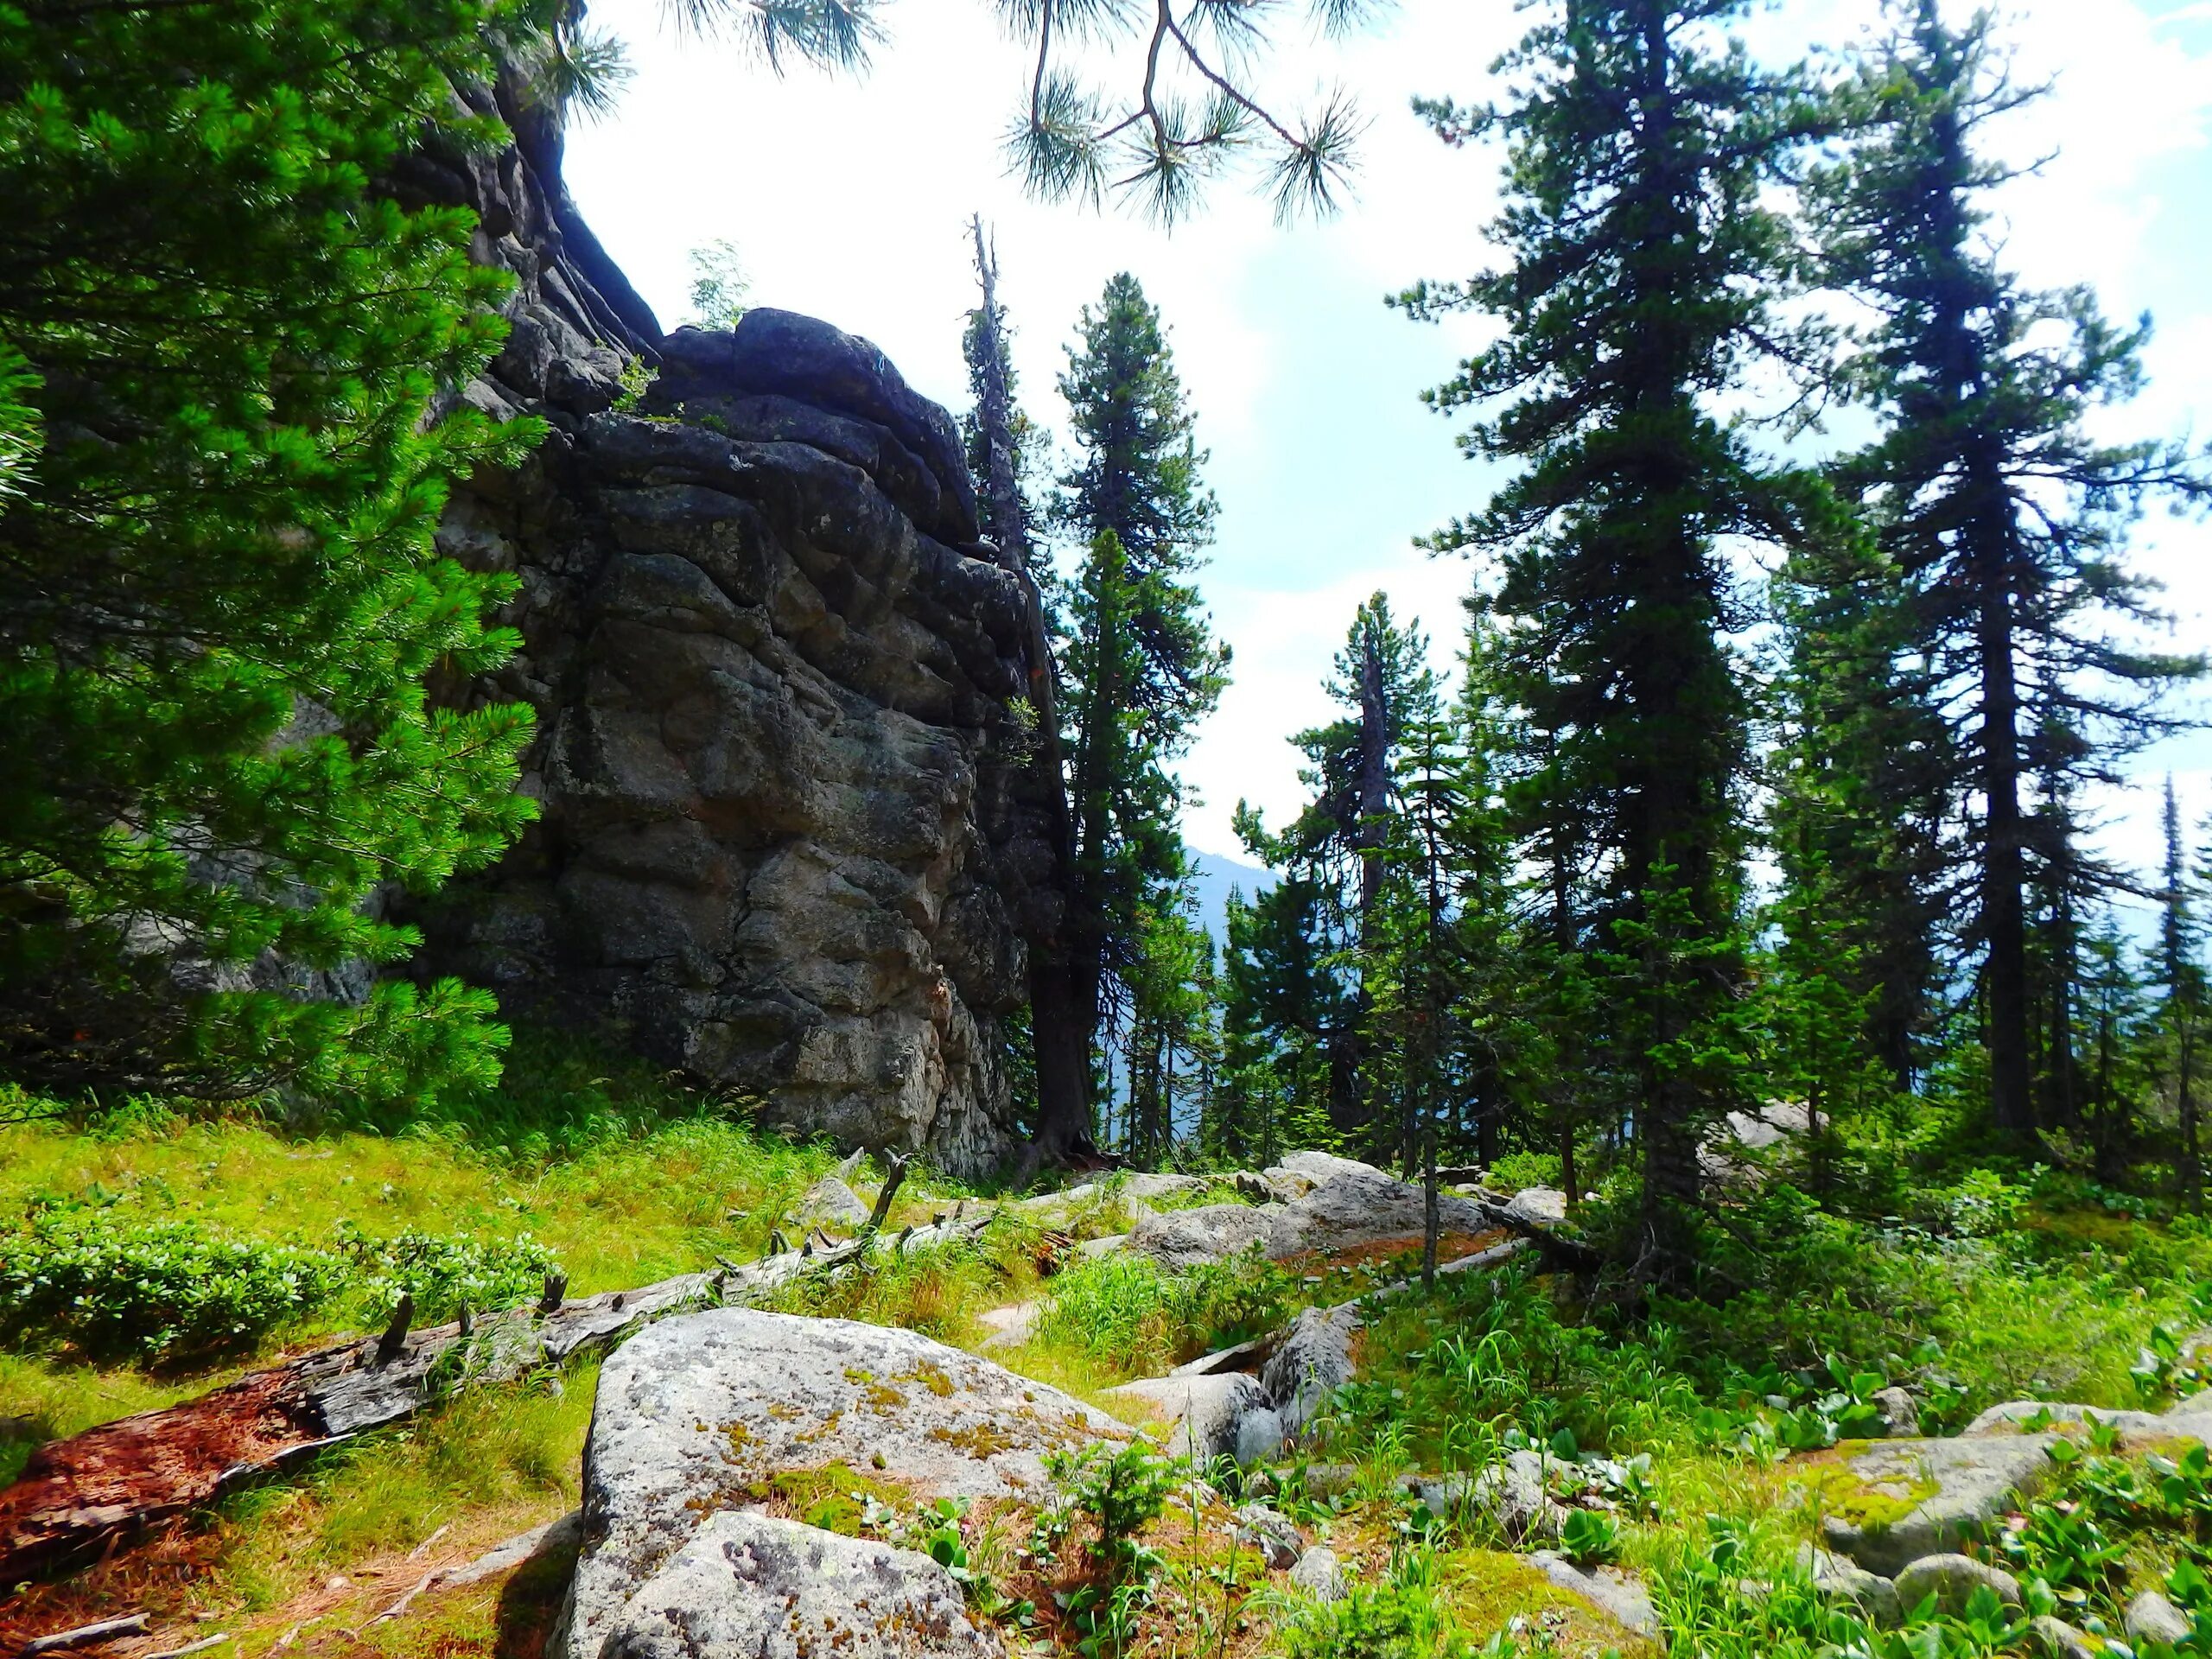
<box><xmin>0</xmin><ymin>1365</ymin><xmax>324</xmax><ymax>1587</ymax></box>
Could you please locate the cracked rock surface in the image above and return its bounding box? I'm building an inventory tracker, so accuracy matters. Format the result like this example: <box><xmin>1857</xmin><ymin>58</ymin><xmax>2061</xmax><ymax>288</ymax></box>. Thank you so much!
<box><xmin>559</xmin><ymin>1310</ymin><xmax>1122</xmax><ymax>1659</ymax></box>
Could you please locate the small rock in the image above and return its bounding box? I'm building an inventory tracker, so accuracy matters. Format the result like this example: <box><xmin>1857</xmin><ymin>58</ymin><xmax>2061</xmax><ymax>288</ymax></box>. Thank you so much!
<box><xmin>1870</xmin><ymin>1387</ymin><xmax>1920</xmax><ymax>1439</ymax></box>
<box><xmin>1105</xmin><ymin>1371</ymin><xmax>1271</xmax><ymax>1463</ymax></box>
<box><xmin>2126</xmin><ymin>1588</ymin><xmax>2193</xmax><ymax>1646</ymax></box>
<box><xmin>1236</xmin><ymin>1406</ymin><xmax>1286</xmax><ymax>1465</ymax></box>
<box><xmin>1299</xmin><ymin>1462</ymin><xmax>1359</xmax><ymax>1499</ymax></box>
<box><xmin>1892</xmin><ymin>1554</ymin><xmax>2022</xmax><ymax>1617</ymax></box>
<box><xmin>1399</xmin><ymin>1471</ymin><xmax>1472</xmax><ymax>1518</ymax></box>
<box><xmin>833</xmin><ymin>1148</ymin><xmax>868</xmax><ymax>1182</ymax></box>
<box><xmin>1528</xmin><ymin>1552</ymin><xmax>1660</xmax><ymax>1637</ymax></box>
<box><xmin>1503</xmin><ymin>1187</ymin><xmax>1568</xmax><ymax>1229</ymax></box>
<box><xmin>1290</xmin><ymin>1546</ymin><xmax>1346</xmax><ymax>1603</ymax></box>
<box><xmin>976</xmin><ymin>1301</ymin><xmax>1038</xmax><ymax>1351</ymax></box>
<box><xmin>1232</xmin><ymin>1503</ymin><xmax>1303</xmax><ymax>1571</ymax></box>
<box><xmin>1260</xmin><ymin>1303</ymin><xmax>1363</xmax><ymax>1439</ymax></box>
<box><xmin>594</xmin><ymin>1510</ymin><xmax>1000</xmax><ymax>1659</ymax></box>
<box><xmin>1122</xmin><ymin>1173</ymin><xmax>1208</xmax><ymax>1202</ymax></box>
<box><xmin>1468</xmin><ymin>1450</ymin><xmax>1567</xmax><ymax>1543</ymax></box>
<box><xmin>1797</xmin><ymin>1544</ymin><xmax>1901</xmax><ymax>1627</ymax></box>
<box><xmin>794</xmin><ymin>1175</ymin><xmax>871</xmax><ymax>1230</ymax></box>
<box><xmin>2025</xmin><ymin>1615</ymin><xmax>2096</xmax><ymax>1659</ymax></box>
<box><xmin>1232</xmin><ymin>1171</ymin><xmax>1281</xmax><ymax>1204</ymax></box>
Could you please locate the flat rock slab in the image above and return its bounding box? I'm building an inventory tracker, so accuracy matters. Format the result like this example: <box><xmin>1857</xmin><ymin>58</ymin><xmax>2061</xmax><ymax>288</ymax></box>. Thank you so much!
<box><xmin>563</xmin><ymin>1310</ymin><xmax>1122</xmax><ymax>1659</ymax></box>
<box><xmin>1129</xmin><ymin>1170</ymin><xmax>1496</xmax><ymax>1268</ymax></box>
<box><xmin>1128</xmin><ymin>1205</ymin><xmax>1276</xmax><ymax>1270</ymax></box>
<box><xmin>1260</xmin><ymin>1153</ymin><xmax>1388</xmax><ymax>1199</ymax></box>
<box><xmin>1527</xmin><ymin>1552</ymin><xmax>1660</xmax><ymax>1637</ymax></box>
<box><xmin>1965</xmin><ymin>1400</ymin><xmax>2212</xmax><ymax>1449</ymax></box>
<box><xmin>593</xmin><ymin>1510</ymin><xmax>1000</xmax><ymax>1659</ymax></box>
<box><xmin>1811</xmin><ymin>1433</ymin><xmax>2059</xmax><ymax>1577</ymax></box>
<box><xmin>975</xmin><ymin>1301</ymin><xmax>1038</xmax><ymax>1351</ymax></box>
<box><xmin>1269</xmin><ymin>1169</ymin><xmax>1493</xmax><ymax>1258</ymax></box>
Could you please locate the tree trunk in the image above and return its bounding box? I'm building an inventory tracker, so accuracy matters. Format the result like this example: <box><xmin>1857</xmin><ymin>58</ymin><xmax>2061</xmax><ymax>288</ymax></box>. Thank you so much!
<box><xmin>968</xmin><ymin>220</ymin><xmax>1092</xmax><ymax>1168</ymax></box>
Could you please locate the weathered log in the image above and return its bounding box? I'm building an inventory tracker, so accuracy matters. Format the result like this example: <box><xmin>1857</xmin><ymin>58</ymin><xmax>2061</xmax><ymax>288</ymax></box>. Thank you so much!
<box><xmin>0</xmin><ymin>1213</ymin><xmax>999</xmax><ymax>1587</ymax></box>
<box><xmin>22</xmin><ymin>1614</ymin><xmax>149</xmax><ymax>1656</ymax></box>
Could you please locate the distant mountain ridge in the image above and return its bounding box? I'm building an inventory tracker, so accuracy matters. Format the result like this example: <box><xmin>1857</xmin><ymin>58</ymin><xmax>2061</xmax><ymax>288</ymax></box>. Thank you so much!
<box><xmin>1186</xmin><ymin>850</ymin><xmax>1274</xmax><ymax>946</ymax></box>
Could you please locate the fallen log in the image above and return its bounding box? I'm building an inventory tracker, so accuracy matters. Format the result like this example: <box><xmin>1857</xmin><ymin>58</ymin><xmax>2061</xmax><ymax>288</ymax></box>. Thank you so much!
<box><xmin>1464</xmin><ymin>1192</ymin><xmax>1605</xmax><ymax>1276</ymax></box>
<box><xmin>0</xmin><ymin>1213</ymin><xmax>999</xmax><ymax>1588</ymax></box>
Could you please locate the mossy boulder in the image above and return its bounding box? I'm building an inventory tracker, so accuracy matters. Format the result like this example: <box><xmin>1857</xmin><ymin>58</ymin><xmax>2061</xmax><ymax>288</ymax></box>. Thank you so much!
<box><xmin>1797</xmin><ymin>1433</ymin><xmax>2060</xmax><ymax>1577</ymax></box>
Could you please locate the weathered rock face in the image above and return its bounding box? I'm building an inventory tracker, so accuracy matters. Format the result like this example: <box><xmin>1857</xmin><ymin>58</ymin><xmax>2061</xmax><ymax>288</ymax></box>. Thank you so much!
<box><xmin>397</xmin><ymin>72</ymin><xmax>1055</xmax><ymax>1173</ymax></box>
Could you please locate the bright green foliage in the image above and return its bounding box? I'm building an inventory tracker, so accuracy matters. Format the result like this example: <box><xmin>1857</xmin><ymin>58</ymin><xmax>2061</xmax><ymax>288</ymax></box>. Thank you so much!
<box><xmin>0</xmin><ymin>1205</ymin><xmax>563</xmax><ymax>1360</ymax></box>
<box><xmin>685</xmin><ymin>237</ymin><xmax>750</xmax><ymax>327</ymax></box>
<box><xmin>1281</xmin><ymin>1546</ymin><xmax>1474</xmax><ymax>1659</ymax></box>
<box><xmin>0</xmin><ymin>1209</ymin><xmax>352</xmax><ymax>1360</ymax></box>
<box><xmin>1766</xmin><ymin>490</ymin><xmax>1948</xmax><ymax>1105</ymax></box>
<box><xmin>1235</xmin><ymin>594</ymin><xmax>1440</xmax><ymax>1154</ymax></box>
<box><xmin>330</xmin><ymin>1221</ymin><xmax>557</xmax><ymax>1322</ymax></box>
<box><xmin>1398</xmin><ymin>0</ymin><xmax>1821</xmax><ymax>1262</ymax></box>
<box><xmin>1032</xmin><ymin>1248</ymin><xmax>1290</xmax><ymax>1372</ymax></box>
<box><xmin>0</xmin><ymin>0</ymin><xmax>546</xmax><ymax>1105</ymax></box>
<box><xmin>1043</xmin><ymin>1440</ymin><xmax>1178</xmax><ymax>1659</ymax></box>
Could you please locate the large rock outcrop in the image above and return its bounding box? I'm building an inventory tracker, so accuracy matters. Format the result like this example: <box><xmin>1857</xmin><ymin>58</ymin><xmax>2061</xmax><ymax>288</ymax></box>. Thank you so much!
<box><xmin>396</xmin><ymin>68</ymin><xmax>1058</xmax><ymax>1174</ymax></box>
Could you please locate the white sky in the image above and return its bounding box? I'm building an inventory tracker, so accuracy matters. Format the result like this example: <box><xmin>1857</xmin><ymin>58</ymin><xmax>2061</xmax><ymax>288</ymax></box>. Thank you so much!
<box><xmin>565</xmin><ymin>0</ymin><xmax>2212</xmax><ymax>915</ymax></box>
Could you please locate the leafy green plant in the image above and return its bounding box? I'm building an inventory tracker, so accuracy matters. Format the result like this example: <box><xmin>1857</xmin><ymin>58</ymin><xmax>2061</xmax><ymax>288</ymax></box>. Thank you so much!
<box><xmin>0</xmin><ymin>1210</ymin><xmax>350</xmax><ymax>1359</ymax></box>
<box><xmin>1281</xmin><ymin>1545</ymin><xmax>1472</xmax><ymax>1659</ymax></box>
<box><xmin>1046</xmin><ymin>1441</ymin><xmax>1180</xmax><ymax>1658</ymax></box>
<box><xmin>332</xmin><ymin>1223</ymin><xmax>558</xmax><ymax>1322</ymax></box>
<box><xmin>1560</xmin><ymin>1506</ymin><xmax>1619</xmax><ymax>1564</ymax></box>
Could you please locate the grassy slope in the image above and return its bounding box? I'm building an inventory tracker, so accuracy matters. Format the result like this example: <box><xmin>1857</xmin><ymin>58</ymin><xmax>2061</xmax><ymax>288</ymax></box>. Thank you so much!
<box><xmin>8</xmin><ymin>1064</ymin><xmax>2212</xmax><ymax>1659</ymax></box>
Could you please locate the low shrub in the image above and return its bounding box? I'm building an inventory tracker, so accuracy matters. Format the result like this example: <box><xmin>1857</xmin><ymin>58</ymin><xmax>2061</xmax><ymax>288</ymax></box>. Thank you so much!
<box><xmin>332</xmin><ymin>1222</ymin><xmax>560</xmax><ymax>1322</ymax></box>
<box><xmin>0</xmin><ymin>1210</ymin><xmax>351</xmax><ymax>1360</ymax></box>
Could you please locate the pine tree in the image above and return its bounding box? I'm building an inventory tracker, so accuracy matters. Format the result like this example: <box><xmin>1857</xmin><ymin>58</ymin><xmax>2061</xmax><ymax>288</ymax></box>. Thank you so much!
<box><xmin>961</xmin><ymin>223</ymin><xmax>1093</xmax><ymax>1160</ymax></box>
<box><xmin>1046</xmin><ymin>276</ymin><xmax>1229</xmax><ymax>1158</ymax></box>
<box><xmin>0</xmin><ymin>0</ymin><xmax>549</xmax><ymax>1105</ymax></box>
<box><xmin>1398</xmin><ymin>0</ymin><xmax>1818</xmax><ymax>1269</ymax></box>
<box><xmin>1811</xmin><ymin>0</ymin><xmax>2206</xmax><ymax>1150</ymax></box>
<box><xmin>1238</xmin><ymin>594</ymin><xmax>1435</xmax><ymax>1151</ymax></box>
<box><xmin>2162</xmin><ymin>779</ymin><xmax>2206</xmax><ymax>1210</ymax></box>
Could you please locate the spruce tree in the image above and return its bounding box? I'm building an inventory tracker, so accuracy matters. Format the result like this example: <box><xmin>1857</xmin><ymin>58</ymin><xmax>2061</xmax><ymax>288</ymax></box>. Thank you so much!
<box><xmin>0</xmin><ymin>0</ymin><xmax>548</xmax><ymax>1105</ymax></box>
<box><xmin>2161</xmin><ymin>778</ymin><xmax>2206</xmax><ymax>1210</ymax></box>
<box><xmin>1398</xmin><ymin>0</ymin><xmax>1818</xmax><ymax>1268</ymax></box>
<box><xmin>1048</xmin><ymin>276</ymin><xmax>1228</xmax><ymax>1158</ymax></box>
<box><xmin>962</xmin><ymin>223</ymin><xmax>1093</xmax><ymax>1158</ymax></box>
<box><xmin>1811</xmin><ymin>0</ymin><xmax>2206</xmax><ymax>1149</ymax></box>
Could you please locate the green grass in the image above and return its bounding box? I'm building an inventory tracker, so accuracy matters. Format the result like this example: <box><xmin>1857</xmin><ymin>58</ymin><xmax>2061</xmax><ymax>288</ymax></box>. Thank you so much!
<box><xmin>14</xmin><ymin>1033</ymin><xmax>2212</xmax><ymax>1659</ymax></box>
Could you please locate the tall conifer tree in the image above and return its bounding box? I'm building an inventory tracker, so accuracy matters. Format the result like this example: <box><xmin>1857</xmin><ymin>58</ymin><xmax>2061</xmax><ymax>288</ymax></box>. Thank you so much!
<box><xmin>1398</xmin><ymin>0</ymin><xmax>1817</xmax><ymax>1269</ymax></box>
<box><xmin>0</xmin><ymin>0</ymin><xmax>551</xmax><ymax>1104</ymax></box>
<box><xmin>1811</xmin><ymin>0</ymin><xmax>2205</xmax><ymax>1149</ymax></box>
<box><xmin>1048</xmin><ymin>274</ymin><xmax>1228</xmax><ymax>1156</ymax></box>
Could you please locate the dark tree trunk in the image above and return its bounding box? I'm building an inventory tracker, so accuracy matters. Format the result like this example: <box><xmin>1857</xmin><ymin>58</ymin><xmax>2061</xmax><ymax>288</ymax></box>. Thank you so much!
<box><xmin>1979</xmin><ymin>569</ymin><xmax>2035</xmax><ymax>1143</ymax></box>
